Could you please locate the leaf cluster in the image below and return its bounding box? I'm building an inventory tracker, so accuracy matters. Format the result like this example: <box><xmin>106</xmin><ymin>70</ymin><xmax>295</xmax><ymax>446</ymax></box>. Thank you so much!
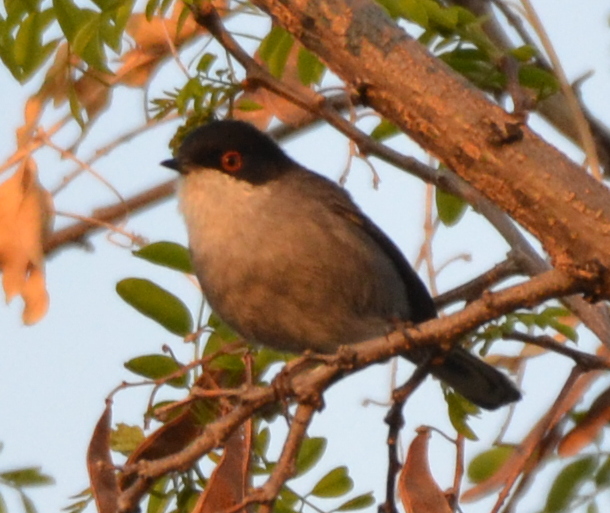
<box><xmin>0</xmin><ymin>0</ymin><xmax>135</xmax><ymax>81</ymax></box>
<box><xmin>0</xmin><ymin>443</ymin><xmax>54</xmax><ymax>513</ymax></box>
<box><xmin>105</xmin><ymin>241</ymin><xmax>376</xmax><ymax>512</ymax></box>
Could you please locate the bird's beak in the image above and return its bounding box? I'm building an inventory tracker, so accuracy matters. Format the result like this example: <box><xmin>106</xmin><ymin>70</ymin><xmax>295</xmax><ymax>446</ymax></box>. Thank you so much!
<box><xmin>161</xmin><ymin>158</ymin><xmax>183</xmax><ymax>173</ymax></box>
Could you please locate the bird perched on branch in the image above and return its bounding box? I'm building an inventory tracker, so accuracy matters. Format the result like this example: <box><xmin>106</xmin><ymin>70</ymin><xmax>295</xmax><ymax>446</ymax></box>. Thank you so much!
<box><xmin>162</xmin><ymin>119</ymin><xmax>520</xmax><ymax>410</ymax></box>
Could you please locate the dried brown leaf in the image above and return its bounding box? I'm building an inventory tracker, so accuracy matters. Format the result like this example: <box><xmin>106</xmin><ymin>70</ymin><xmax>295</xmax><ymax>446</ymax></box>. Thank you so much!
<box><xmin>399</xmin><ymin>427</ymin><xmax>452</xmax><ymax>513</ymax></box>
<box><xmin>192</xmin><ymin>421</ymin><xmax>252</xmax><ymax>513</ymax></box>
<box><xmin>74</xmin><ymin>68</ymin><xmax>113</xmax><ymax>119</ymax></box>
<box><xmin>87</xmin><ymin>401</ymin><xmax>119</xmax><ymax>513</ymax></box>
<box><xmin>558</xmin><ymin>386</ymin><xmax>610</xmax><ymax>457</ymax></box>
<box><xmin>462</xmin><ymin>366</ymin><xmax>603</xmax><ymax>502</ymax></box>
<box><xmin>118</xmin><ymin>4</ymin><xmax>211</xmax><ymax>87</ymax></box>
<box><xmin>118</xmin><ymin>407</ymin><xmax>205</xmax><ymax>491</ymax></box>
<box><xmin>235</xmin><ymin>41</ymin><xmax>318</xmax><ymax>129</ymax></box>
<box><xmin>0</xmin><ymin>158</ymin><xmax>52</xmax><ymax>324</ymax></box>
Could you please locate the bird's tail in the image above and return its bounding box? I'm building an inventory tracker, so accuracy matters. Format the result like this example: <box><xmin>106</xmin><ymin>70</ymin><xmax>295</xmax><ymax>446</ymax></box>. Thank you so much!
<box><xmin>406</xmin><ymin>346</ymin><xmax>521</xmax><ymax>410</ymax></box>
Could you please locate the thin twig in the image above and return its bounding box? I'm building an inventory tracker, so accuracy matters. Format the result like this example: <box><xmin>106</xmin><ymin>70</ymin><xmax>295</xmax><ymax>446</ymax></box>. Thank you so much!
<box><xmin>115</xmin><ymin>267</ymin><xmax>586</xmax><ymax>511</ymax></box>
<box><xmin>44</xmin><ymin>180</ymin><xmax>177</xmax><ymax>255</ymax></box>
<box><xmin>519</xmin><ymin>0</ymin><xmax>601</xmax><ymax>180</ymax></box>
<box><xmin>434</xmin><ymin>257</ymin><xmax>523</xmax><ymax>309</ymax></box>
<box><xmin>503</xmin><ymin>331</ymin><xmax>610</xmax><ymax>370</ymax></box>
<box><xmin>189</xmin><ymin>1</ymin><xmax>610</xmax><ymax>349</ymax></box>
<box><xmin>380</xmin><ymin>360</ymin><xmax>433</xmax><ymax>513</ymax></box>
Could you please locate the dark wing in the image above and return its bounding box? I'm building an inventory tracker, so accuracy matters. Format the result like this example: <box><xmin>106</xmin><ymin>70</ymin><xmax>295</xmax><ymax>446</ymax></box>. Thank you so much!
<box><xmin>332</xmin><ymin>203</ymin><xmax>437</xmax><ymax>323</ymax></box>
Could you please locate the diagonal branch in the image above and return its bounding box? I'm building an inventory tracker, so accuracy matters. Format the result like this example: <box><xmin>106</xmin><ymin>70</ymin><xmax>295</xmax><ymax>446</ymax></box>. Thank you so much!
<box><xmin>116</xmin><ymin>267</ymin><xmax>594</xmax><ymax>511</ymax></box>
<box><xmin>247</xmin><ymin>0</ymin><xmax>610</xmax><ymax>291</ymax></box>
<box><xmin>190</xmin><ymin>0</ymin><xmax>610</xmax><ymax>347</ymax></box>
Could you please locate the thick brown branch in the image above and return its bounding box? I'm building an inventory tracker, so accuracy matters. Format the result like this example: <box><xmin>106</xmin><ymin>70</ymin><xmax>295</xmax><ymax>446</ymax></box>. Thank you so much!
<box><xmin>116</xmin><ymin>267</ymin><xmax>588</xmax><ymax>511</ymax></box>
<box><xmin>190</xmin><ymin>2</ymin><xmax>610</xmax><ymax>347</ymax></box>
<box><xmin>249</xmin><ymin>0</ymin><xmax>610</xmax><ymax>292</ymax></box>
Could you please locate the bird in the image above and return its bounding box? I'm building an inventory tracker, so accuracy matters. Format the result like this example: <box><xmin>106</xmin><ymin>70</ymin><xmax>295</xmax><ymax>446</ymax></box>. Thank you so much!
<box><xmin>162</xmin><ymin>119</ymin><xmax>521</xmax><ymax>410</ymax></box>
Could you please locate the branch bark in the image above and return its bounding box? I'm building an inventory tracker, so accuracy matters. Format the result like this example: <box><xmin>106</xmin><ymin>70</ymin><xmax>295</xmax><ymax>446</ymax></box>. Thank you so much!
<box><xmin>116</xmin><ymin>267</ymin><xmax>597</xmax><ymax>511</ymax></box>
<box><xmin>250</xmin><ymin>0</ymin><xmax>610</xmax><ymax>292</ymax></box>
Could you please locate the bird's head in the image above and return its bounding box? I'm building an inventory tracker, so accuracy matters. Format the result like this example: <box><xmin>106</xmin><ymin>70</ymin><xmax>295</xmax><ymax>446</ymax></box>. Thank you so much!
<box><xmin>161</xmin><ymin>120</ymin><xmax>293</xmax><ymax>185</ymax></box>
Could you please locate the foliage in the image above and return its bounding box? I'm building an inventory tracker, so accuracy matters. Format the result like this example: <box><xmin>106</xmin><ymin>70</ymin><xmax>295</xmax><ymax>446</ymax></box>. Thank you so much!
<box><xmin>0</xmin><ymin>443</ymin><xmax>54</xmax><ymax>513</ymax></box>
<box><xmin>0</xmin><ymin>0</ymin><xmax>608</xmax><ymax>512</ymax></box>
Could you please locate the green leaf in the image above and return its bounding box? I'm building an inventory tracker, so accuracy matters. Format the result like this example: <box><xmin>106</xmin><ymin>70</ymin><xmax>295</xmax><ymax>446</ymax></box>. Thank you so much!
<box><xmin>110</xmin><ymin>423</ymin><xmax>145</xmax><ymax>456</ymax></box>
<box><xmin>203</xmin><ymin>314</ymin><xmax>245</xmax><ymax>372</ymax></box>
<box><xmin>0</xmin><ymin>491</ymin><xmax>6</xmax><ymax>513</ymax></box>
<box><xmin>5</xmin><ymin>8</ymin><xmax>56</xmax><ymax>81</ymax></box>
<box><xmin>147</xmin><ymin>476</ymin><xmax>171</xmax><ymax>513</ymax></box>
<box><xmin>370</xmin><ymin>119</ymin><xmax>400</xmax><ymax>141</ymax></box>
<box><xmin>467</xmin><ymin>446</ymin><xmax>514</xmax><ymax>483</ymax></box>
<box><xmin>255</xmin><ymin>427</ymin><xmax>270</xmax><ymax>457</ymax></box>
<box><xmin>440</xmin><ymin>48</ymin><xmax>505</xmax><ymax>92</ymax></box>
<box><xmin>237</xmin><ymin>99</ymin><xmax>264</xmax><ymax>112</ymax></box>
<box><xmin>436</xmin><ymin>186</ymin><xmax>467</xmax><ymax>226</ymax></box>
<box><xmin>124</xmin><ymin>354</ymin><xmax>189</xmax><ymax>388</ymax></box>
<box><xmin>68</xmin><ymin>84</ymin><xmax>86</xmax><ymax>128</ymax></box>
<box><xmin>279</xmin><ymin>486</ymin><xmax>299</xmax><ymax>507</ymax></box>
<box><xmin>446</xmin><ymin>391</ymin><xmax>479</xmax><ymax>440</ymax></box>
<box><xmin>274</xmin><ymin>496</ymin><xmax>297</xmax><ymax>513</ymax></box>
<box><xmin>0</xmin><ymin>467</ymin><xmax>54</xmax><ymax>487</ymax></box>
<box><xmin>20</xmin><ymin>492</ymin><xmax>36</xmax><ymax>513</ymax></box>
<box><xmin>297</xmin><ymin>47</ymin><xmax>325</xmax><ymax>86</ymax></box>
<box><xmin>401</xmin><ymin>0</ymin><xmax>429</xmax><ymax>27</ymax></box>
<box><xmin>595</xmin><ymin>456</ymin><xmax>610</xmax><ymax>487</ymax></box>
<box><xmin>519</xmin><ymin>65</ymin><xmax>559</xmax><ymax>100</ymax></box>
<box><xmin>253</xmin><ymin>346</ymin><xmax>292</xmax><ymax>377</ymax></box>
<box><xmin>145</xmin><ymin>0</ymin><xmax>161</xmax><ymax>20</ymax></box>
<box><xmin>53</xmin><ymin>0</ymin><xmax>82</xmax><ymax>40</ymax></box>
<box><xmin>4</xmin><ymin>0</ymin><xmax>31</xmax><ymax>23</ymax></box>
<box><xmin>336</xmin><ymin>492</ymin><xmax>375</xmax><ymax>511</ymax></box>
<box><xmin>53</xmin><ymin>0</ymin><xmax>110</xmax><ymax>72</ymax></box>
<box><xmin>259</xmin><ymin>25</ymin><xmax>294</xmax><ymax>78</ymax></box>
<box><xmin>311</xmin><ymin>466</ymin><xmax>353</xmax><ymax>498</ymax></box>
<box><xmin>544</xmin><ymin>456</ymin><xmax>596</xmax><ymax>513</ymax></box>
<box><xmin>510</xmin><ymin>44</ymin><xmax>537</xmax><ymax>62</ymax></box>
<box><xmin>427</xmin><ymin>1</ymin><xmax>460</xmax><ymax>30</ymax></box>
<box><xmin>549</xmin><ymin>319</ymin><xmax>578</xmax><ymax>342</ymax></box>
<box><xmin>71</xmin><ymin>11</ymin><xmax>108</xmax><ymax>71</ymax></box>
<box><xmin>116</xmin><ymin>278</ymin><xmax>193</xmax><ymax>336</ymax></box>
<box><xmin>197</xmin><ymin>52</ymin><xmax>217</xmax><ymax>73</ymax></box>
<box><xmin>295</xmin><ymin>437</ymin><xmax>327</xmax><ymax>477</ymax></box>
<box><xmin>99</xmin><ymin>0</ymin><xmax>135</xmax><ymax>53</ymax></box>
<box><xmin>133</xmin><ymin>242</ymin><xmax>193</xmax><ymax>274</ymax></box>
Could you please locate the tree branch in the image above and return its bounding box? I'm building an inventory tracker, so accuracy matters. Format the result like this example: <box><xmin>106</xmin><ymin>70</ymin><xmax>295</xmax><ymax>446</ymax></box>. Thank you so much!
<box><xmin>116</xmin><ymin>267</ymin><xmax>590</xmax><ymax>511</ymax></box>
<box><xmin>248</xmin><ymin>0</ymin><xmax>610</xmax><ymax>291</ymax></box>
<box><xmin>190</xmin><ymin>1</ymin><xmax>610</xmax><ymax>347</ymax></box>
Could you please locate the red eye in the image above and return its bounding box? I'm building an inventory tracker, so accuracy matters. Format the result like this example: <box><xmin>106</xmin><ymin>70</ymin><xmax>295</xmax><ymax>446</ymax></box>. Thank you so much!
<box><xmin>221</xmin><ymin>151</ymin><xmax>243</xmax><ymax>173</ymax></box>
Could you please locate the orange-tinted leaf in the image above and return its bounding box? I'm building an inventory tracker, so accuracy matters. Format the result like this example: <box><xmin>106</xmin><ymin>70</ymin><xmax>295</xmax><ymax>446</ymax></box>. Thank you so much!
<box><xmin>73</xmin><ymin>68</ymin><xmax>112</xmax><ymax>120</ymax></box>
<box><xmin>117</xmin><ymin>4</ymin><xmax>205</xmax><ymax>87</ymax></box>
<box><xmin>0</xmin><ymin>158</ymin><xmax>52</xmax><ymax>324</ymax></box>
<box><xmin>399</xmin><ymin>427</ymin><xmax>452</xmax><ymax>513</ymax></box>
<box><xmin>558</xmin><ymin>387</ymin><xmax>610</xmax><ymax>457</ymax></box>
<box><xmin>235</xmin><ymin>40</ymin><xmax>318</xmax><ymax>129</ymax></box>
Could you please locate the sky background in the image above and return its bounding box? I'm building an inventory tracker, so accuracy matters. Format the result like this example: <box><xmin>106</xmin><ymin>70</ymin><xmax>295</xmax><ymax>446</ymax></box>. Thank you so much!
<box><xmin>0</xmin><ymin>1</ymin><xmax>609</xmax><ymax>512</ymax></box>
